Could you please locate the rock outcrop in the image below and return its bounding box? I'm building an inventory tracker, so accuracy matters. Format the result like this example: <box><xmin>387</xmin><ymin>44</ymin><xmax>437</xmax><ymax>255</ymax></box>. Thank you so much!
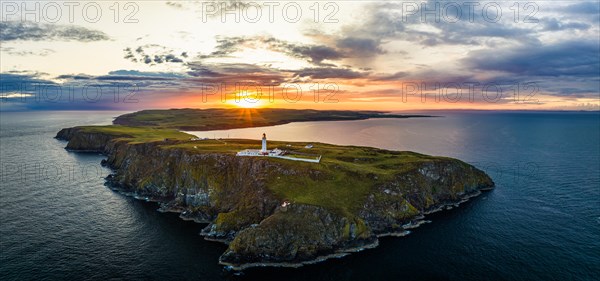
<box><xmin>56</xmin><ymin>127</ymin><xmax>494</xmax><ymax>270</ymax></box>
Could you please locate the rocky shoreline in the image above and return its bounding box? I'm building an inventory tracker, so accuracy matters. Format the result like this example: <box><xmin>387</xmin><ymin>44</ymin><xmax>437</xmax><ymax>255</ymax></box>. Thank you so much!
<box><xmin>219</xmin><ymin>239</ymin><xmax>381</xmax><ymax>271</ymax></box>
<box><xmin>56</xmin><ymin>126</ymin><xmax>495</xmax><ymax>271</ymax></box>
<box><xmin>101</xmin><ymin>177</ymin><xmax>489</xmax><ymax>270</ymax></box>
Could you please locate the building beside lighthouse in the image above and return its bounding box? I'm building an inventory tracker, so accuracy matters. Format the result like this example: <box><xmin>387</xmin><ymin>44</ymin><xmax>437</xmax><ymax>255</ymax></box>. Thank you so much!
<box><xmin>236</xmin><ymin>133</ymin><xmax>321</xmax><ymax>163</ymax></box>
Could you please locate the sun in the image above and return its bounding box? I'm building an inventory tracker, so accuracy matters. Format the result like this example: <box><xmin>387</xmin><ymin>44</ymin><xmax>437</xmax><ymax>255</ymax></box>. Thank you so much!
<box><xmin>232</xmin><ymin>99</ymin><xmax>263</xmax><ymax>108</ymax></box>
<box><xmin>228</xmin><ymin>91</ymin><xmax>266</xmax><ymax>108</ymax></box>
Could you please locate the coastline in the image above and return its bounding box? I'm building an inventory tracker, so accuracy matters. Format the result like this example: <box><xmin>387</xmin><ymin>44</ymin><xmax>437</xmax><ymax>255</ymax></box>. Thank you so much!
<box><xmin>55</xmin><ymin>110</ymin><xmax>495</xmax><ymax>272</ymax></box>
<box><xmin>102</xmin><ymin>175</ymin><xmax>489</xmax><ymax>271</ymax></box>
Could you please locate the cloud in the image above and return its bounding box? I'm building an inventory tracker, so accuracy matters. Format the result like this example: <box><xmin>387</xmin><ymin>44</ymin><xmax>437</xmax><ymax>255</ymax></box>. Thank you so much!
<box><xmin>0</xmin><ymin>21</ymin><xmax>110</xmax><ymax>42</ymax></box>
<box><xmin>324</xmin><ymin>1</ymin><xmax>546</xmax><ymax>49</ymax></box>
<box><xmin>335</xmin><ymin>37</ymin><xmax>385</xmax><ymax>56</ymax></box>
<box><xmin>165</xmin><ymin>54</ymin><xmax>183</xmax><ymax>63</ymax></box>
<box><xmin>1</xmin><ymin>47</ymin><xmax>55</xmax><ymax>56</ymax></box>
<box><xmin>563</xmin><ymin>1</ymin><xmax>600</xmax><ymax>14</ymax></box>
<box><xmin>201</xmin><ymin>36</ymin><xmax>351</xmax><ymax>66</ymax></box>
<box><xmin>539</xmin><ymin>18</ymin><xmax>591</xmax><ymax>31</ymax></box>
<box><xmin>105</xmin><ymin>70</ymin><xmax>188</xmax><ymax>79</ymax></box>
<box><xmin>203</xmin><ymin>37</ymin><xmax>247</xmax><ymax>57</ymax></box>
<box><xmin>372</xmin><ymin>71</ymin><xmax>410</xmax><ymax>81</ymax></box>
<box><xmin>0</xmin><ymin>70</ymin><xmax>196</xmax><ymax>111</ymax></box>
<box><xmin>463</xmin><ymin>40</ymin><xmax>600</xmax><ymax>77</ymax></box>
<box><xmin>165</xmin><ymin>1</ymin><xmax>183</xmax><ymax>9</ymax></box>
<box><xmin>56</xmin><ymin>74</ymin><xmax>94</xmax><ymax>80</ymax></box>
<box><xmin>1</xmin><ymin>72</ymin><xmax>57</xmax><ymax>92</ymax></box>
<box><xmin>123</xmin><ymin>45</ymin><xmax>187</xmax><ymax>65</ymax></box>
<box><xmin>199</xmin><ymin>36</ymin><xmax>344</xmax><ymax>65</ymax></box>
<box><xmin>283</xmin><ymin>44</ymin><xmax>345</xmax><ymax>65</ymax></box>
<box><xmin>335</xmin><ymin>2</ymin><xmax>406</xmax><ymax>38</ymax></box>
<box><xmin>186</xmin><ymin>62</ymin><xmax>289</xmax><ymax>85</ymax></box>
<box><xmin>292</xmin><ymin>67</ymin><xmax>368</xmax><ymax>80</ymax></box>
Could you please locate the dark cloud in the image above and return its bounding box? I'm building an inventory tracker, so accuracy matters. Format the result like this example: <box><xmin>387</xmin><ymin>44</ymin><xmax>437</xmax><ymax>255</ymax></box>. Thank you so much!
<box><xmin>123</xmin><ymin>45</ymin><xmax>187</xmax><ymax>65</ymax></box>
<box><xmin>95</xmin><ymin>75</ymin><xmax>171</xmax><ymax>81</ymax></box>
<box><xmin>123</xmin><ymin>48</ymin><xmax>137</xmax><ymax>62</ymax></box>
<box><xmin>372</xmin><ymin>71</ymin><xmax>410</xmax><ymax>81</ymax></box>
<box><xmin>0</xmin><ymin>21</ymin><xmax>110</xmax><ymax>42</ymax></box>
<box><xmin>407</xmin><ymin>19</ymin><xmax>539</xmax><ymax>47</ymax></box>
<box><xmin>463</xmin><ymin>40</ymin><xmax>600</xmax><ymax>77</ymax></box>
<box><xmin>253</xmin><ymin>36</ymin><xmax>383</xmax><ymax>63</ymax></box>
<box><xmin>165</xmin><ymin>54</ymin><xmax>183</xmax><ymax>63</ymax></box>
<box><xmin>325</xmin><ymin>1</ymin><xmax>545</xmax><ymax>49</ymax></box>
<box><xmin>56</xmin><ymin>74</ymin><xmax>94</xmax><ymax>80</ymax></box>
<box><xmin>1</xmin><ymin>73</ymin><xmax>56</xmax><ymax>93</ymax></box>
<box><xmin>185</xmin><ymin>63</ymin><xmax>223</xmax><ymax>77</ymax></box>
<box><xmin>203</xmin><ymin>37</ymin><xmax>246</xmax><ymax>57</ymax></box>
<box><xmin>202</xmin><ymin>36</ymin><xmax>346</xmax><ymax>66</ymax></box>
<box><xmin>431</xmin><ymin>39</ymin><xmax>600</xmax><ymax>98</ymax></box>
<box><xmin>284</xmin><ymin>44</ymin><xmax>344</xmax><ymax>65</ymax></box>
<box><xmin>0</xmin><ymin>70</ymin><xmax>193</xmax><ymax>110</ymax></box>
<box><xmin>186</xmin><ymin>62</ymin><xmax>288</xmax><ymax>85</ymax></box>
<box><xmin>108</xmin><ymin>70</ymin><xmax>187</xmax><ymax>78</ymax></box>
<box><xmin>292</xmin><ymin>67</ymin><xmax>368</xmax><ymax>80</ymax></box>
<box><xmin>93</xmin><ymin>70</ymin><xmax>188</xmax><ymax>81</ymax></box>
<box><xmin>335</xmin><ymin>37</ymin><xmax>385</xmax><ymax>56</ymax></box>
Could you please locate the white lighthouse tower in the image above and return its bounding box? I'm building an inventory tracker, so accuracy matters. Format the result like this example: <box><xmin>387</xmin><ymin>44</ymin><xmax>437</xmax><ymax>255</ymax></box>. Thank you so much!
<box><xmin>261</xmin><ymin>133</ymin><xmax>267</xmax><ymax>153</ymax></box>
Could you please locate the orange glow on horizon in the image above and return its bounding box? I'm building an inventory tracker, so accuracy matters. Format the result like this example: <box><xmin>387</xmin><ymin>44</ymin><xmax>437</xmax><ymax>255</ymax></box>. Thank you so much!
<box><xmin>141</xmin><ymin>86</ymin><xmax>600</xmax><ymax>112</ymax></box>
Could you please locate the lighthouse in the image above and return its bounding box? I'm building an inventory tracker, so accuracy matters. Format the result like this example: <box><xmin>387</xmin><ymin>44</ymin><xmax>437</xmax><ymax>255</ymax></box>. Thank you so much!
<box><xmin>261</xmin><ymin>133</ymin><xmax>267</xmax><ymax>153</ymax></box>
<box><xmin>236</xmin><ymin>133</ymin><xmax>318</xmax><ymax>162</ymax></box>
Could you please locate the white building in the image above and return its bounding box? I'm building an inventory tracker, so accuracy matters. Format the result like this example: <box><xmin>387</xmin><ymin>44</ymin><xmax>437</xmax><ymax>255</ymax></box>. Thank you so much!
<box><xmin>236</xmin><ymin>133</ymin><xmax>321</xmax><ymax>163</ymax></box>
<box><xmin>236</xmin><ymin>133</ymin><xmax>284</xmax><ymax>157</ymax></box>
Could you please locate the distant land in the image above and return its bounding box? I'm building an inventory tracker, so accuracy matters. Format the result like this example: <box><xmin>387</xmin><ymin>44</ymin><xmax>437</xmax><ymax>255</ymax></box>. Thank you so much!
<box><xmin>113</xmin><ymin>108</ymin><xmax>434</xmax><ymax>131</ymax></box>
<box><xmin>56</xmin><ymin>109</ymin><xmax>492</xmax><ymax>271</ymax></box>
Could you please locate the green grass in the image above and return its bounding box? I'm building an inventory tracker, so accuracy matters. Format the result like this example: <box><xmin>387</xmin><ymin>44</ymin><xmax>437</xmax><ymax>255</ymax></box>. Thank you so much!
<box><xmin>77</xmin><ymin>125</ymin><xmax>195</xmax><ymax>143</ymax></box>
<box><xmin>165</xmin><ymin>139</ymin><xmax>448</xmax><ymax>217</ymax></box>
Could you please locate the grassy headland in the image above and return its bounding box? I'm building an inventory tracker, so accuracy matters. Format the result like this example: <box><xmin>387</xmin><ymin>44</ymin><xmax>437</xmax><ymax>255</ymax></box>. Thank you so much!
<box><xmin>60</xmin><ymin>124</ymin><xmax>483</xmax><ymax>218</ymax></box>
<box><xmin>56</xmin><ymin>108</ymin><xmax>492</xmax><ymax>270</ymax></box>
<box><xmin>112</xmin><ymin>108</ymin><xmax>433</xmax><ymax>131</ymax></box>
<box><xmin>74</xmin><ymin>125</ymin><xmax>193</xmax><ymax>143</ymax></box>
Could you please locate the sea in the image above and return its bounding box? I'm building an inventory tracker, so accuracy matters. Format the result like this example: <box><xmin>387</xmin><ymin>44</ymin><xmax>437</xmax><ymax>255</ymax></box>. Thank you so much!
<box><xmin>0</xmin><ymin>110</ymin><xmax>598</xmax><ymax>281</ymax></box>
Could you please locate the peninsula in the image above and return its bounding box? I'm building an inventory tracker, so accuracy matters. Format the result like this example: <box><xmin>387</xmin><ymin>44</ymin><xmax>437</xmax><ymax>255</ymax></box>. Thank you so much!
<box><xmin>112</xmin><ymin>108</ymin><xmax>433</xmax><ymax>131</ymax></box>
<box><xmin>56</xmin><ymin>109</ymin><xmax>493</xmax><ymax>271</ymax></box>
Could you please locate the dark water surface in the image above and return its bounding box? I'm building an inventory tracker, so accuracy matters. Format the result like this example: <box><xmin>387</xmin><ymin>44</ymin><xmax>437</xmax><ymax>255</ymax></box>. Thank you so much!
<box><xmin>1</xmin><ymin>111</ymin><xmax>599</xmax><ymax>280</ymax></box>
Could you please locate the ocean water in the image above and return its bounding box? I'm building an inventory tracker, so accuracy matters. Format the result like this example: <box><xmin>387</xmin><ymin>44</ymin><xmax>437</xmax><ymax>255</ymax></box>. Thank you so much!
<box><xmin>1</xmin><ymin>111</ymin><xmax>598</xmax><ymax>281</ymax></box>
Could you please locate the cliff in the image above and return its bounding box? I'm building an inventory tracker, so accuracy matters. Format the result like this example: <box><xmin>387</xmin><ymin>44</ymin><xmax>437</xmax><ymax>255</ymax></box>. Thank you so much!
<box><xmin>56</xmin><ymin>126</ymin><xmax>494</xmax><ymax>270</ymax></box>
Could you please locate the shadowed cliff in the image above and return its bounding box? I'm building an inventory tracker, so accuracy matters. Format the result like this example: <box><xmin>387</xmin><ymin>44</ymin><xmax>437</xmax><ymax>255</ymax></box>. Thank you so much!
<box><xmin>56</xmin><ymin>125</ymin><xmax>494</xmax><ymax>270</ymax></box>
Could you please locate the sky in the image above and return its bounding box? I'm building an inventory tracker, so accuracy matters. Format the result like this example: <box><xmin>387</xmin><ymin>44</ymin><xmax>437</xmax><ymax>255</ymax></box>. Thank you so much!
<box><xmin>1</xmin><ymin>0</ymin><xmax>599</xmax><ymax>111</ymax></box>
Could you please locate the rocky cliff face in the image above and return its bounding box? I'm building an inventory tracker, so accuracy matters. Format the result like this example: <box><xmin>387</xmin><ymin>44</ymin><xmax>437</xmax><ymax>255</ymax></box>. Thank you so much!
<box><xmin>56</xmin><ymin>127</ymin><xmax>494</xmax><ymax>270</ymax></box>
<box><xmin>57</xmin><ymin>127</ymin><xmax>115</xmax><ymax>151</ymax></box>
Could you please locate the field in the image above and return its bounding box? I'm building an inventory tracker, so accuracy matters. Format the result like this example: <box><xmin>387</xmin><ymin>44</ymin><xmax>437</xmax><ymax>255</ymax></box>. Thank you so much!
<box><xmin>76</xmin><ymin>125</ymin><xmax>195</xmax><ymax>143</ymax></box>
